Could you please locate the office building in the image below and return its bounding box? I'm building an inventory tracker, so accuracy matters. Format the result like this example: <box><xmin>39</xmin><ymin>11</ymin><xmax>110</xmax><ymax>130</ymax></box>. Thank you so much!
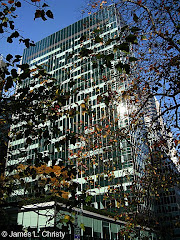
<box><xmin>9</xmin><ymin>3</ymin><xmax>134</xmax><ymax>209</ymax></box>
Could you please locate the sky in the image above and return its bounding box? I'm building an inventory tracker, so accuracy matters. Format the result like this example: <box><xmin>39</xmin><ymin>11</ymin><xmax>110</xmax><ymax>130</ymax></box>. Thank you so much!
<box><xmin>0</xmin><ymin>0</ymin><xmax>89</xmax><ymax>58</ymax></box>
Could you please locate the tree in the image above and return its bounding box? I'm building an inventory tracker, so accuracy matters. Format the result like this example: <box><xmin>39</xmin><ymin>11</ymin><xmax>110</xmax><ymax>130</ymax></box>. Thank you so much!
<box><xmin>83</xmin><ymin>0</ymin><xmax>180</xmax><ymax>238</ymax></box>
<box><xmin>0</xmin><ymin>0</ymin><xmax>80</xmax><ymax>233</ymax></box>
<box><xmin>0</xmin><ymin>1</ymin><xmax>106</xmax><ymax>235</ymax></box>
<box><xmin>88</xmin><ymin>0</ymin><xmax>180</xmax><ymax>152</ymax></box>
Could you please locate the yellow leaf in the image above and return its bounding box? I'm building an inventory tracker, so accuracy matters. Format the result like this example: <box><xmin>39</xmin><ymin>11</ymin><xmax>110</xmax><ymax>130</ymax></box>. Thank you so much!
<box><xmin>64</xmin><ymin>215</ymin><xmax>70</xmax><ymax>220</ymax></box>
<box><xmin>81</xmin><ymin>103</ymin><xmax>86</xmax><ymax>108</ymax></box>
<box><xmin>62</xmin><ymin>191</ymin><xmax>69</xmax><ymax>199</ymax></box>
<box><xmin>141</xmin><ymin>35</ymin><xmax>147</xmax><ymax>40</ymax></box>
<box><xmin>80</xmin><ymin>223</ymin><xmax>85</xmax><ymax>231</ymax></box>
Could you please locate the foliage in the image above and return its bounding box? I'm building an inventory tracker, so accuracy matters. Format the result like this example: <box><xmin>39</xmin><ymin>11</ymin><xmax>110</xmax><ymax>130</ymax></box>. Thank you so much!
<box><xmin>85</xmin><ymin>0</ymin><xmax>180</xmax><ymax>237</ymax></box>
<box><xmin>0</xmin><ymin>0</ymin><xmax>79</xmax><ymax>228</ymax></box>
<box><xmin>88</xmin><ymin>0</ymin><xmax>180</xmax><ymax>138</ymax></box>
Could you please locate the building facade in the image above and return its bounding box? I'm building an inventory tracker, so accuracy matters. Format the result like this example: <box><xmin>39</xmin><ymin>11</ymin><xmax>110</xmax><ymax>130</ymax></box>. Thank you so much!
<box><xmin>9</xmin><ymin>3</ymin><xmax>135</xmax><ymax>209</ymax></box>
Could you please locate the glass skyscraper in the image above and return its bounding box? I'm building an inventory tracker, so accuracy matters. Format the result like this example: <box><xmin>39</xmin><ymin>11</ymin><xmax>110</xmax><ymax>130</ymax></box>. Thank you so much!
<box><xmin>9</xmin><ymin>4</ymin><xmax>135</xmax><ymax>207</ymax></box>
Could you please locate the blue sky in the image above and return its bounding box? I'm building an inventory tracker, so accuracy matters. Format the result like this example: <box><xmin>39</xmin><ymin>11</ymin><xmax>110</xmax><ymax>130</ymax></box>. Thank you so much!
<box><xmin>0</xmin><ymin>0</ymin><xmax>88</xmax><ymax>58</ymax></box>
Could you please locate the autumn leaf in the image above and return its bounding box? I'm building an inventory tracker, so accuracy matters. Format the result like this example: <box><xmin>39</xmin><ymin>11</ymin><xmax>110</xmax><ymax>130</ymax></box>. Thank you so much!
<box><xmin>6</xmin><ymin>54</ymin><xmax>13</xmax><ymax>61</ymax></box>
<box><xmin>34</xmin><ymin>9</ymin><xmax>43</xmax><ymax>19</ymax></box>
<box><xmin>141</xmin><ymin>35</ymin><xmax>147</xmax><ymax>40</ymax></box>
<box><xmin>133</xmin><ymin>13</ymin><xmax>139</xmax><ymax>22</ymax></box>
<box><xmin>64</xmin><ymin>215</ymin><xmax>71</xmax><ymax>220</ymax></box>
<box><xmin>46</xmin><ymin>10</ymin><xmax>54</xmax><ymax>19</ymax></box>
<box><xmin>15</xmin><ymin>1</ymin><xmax>21</xmax><ymax>7</ymax></box>
<box><xmin>80</xmin><ymin>223</ymin><xmax>85</xmax><ymax>231</ymax></box>
<box><xmin>10</xmin><ymin>31</ymin><xmax>19</xmax><ymax>38</ymax></box>
<box><xmin>62</xmin><ymin>191</ymin><xmax>69</xmax><ymax>199</ymax></box>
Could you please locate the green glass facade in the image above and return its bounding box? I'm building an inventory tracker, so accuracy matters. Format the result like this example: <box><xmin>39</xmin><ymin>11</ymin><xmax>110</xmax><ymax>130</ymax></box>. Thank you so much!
<box><xmin>9</xmin><ymin>4</ymin><xmax>135</xmax><ymax>209</ymax></box>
